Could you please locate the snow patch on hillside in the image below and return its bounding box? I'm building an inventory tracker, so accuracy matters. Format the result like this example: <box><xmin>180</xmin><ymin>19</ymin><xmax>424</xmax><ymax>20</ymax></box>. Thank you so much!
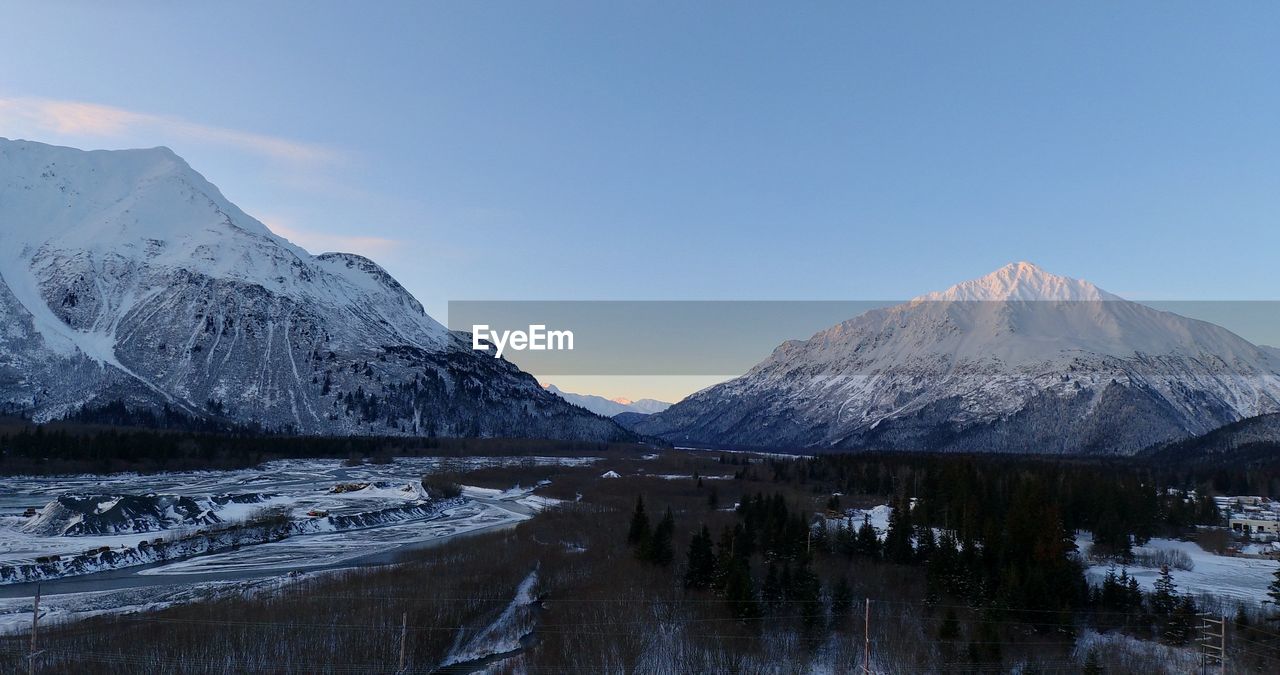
<box><xmin>440</xmin><ymin>569</ymin><xmax>540</xmax><ymax>667</ymax></box>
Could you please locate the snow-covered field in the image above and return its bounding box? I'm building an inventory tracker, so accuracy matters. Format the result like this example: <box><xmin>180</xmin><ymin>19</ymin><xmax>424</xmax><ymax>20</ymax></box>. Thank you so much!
<box><xmin>1077</xmin><ymin>532</ymin><xmax>1279</xmax><ymax>605</ymax></box>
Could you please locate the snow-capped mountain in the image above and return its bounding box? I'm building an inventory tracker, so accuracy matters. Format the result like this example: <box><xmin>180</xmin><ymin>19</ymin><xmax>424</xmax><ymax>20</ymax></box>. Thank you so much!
<box><xmin>0</xmin><ymin>138</ymin><xmax>627</xmax><ymax>440</ymax></box>
<box><xmin>636</xmin><ymin>263</ymin><xmax>1280</xmax><ymax>454</ymax></box>
<box><xmin>543</xmin><ymin>384</ymin><xmax>671</xmax><ymax>417</ymax></box>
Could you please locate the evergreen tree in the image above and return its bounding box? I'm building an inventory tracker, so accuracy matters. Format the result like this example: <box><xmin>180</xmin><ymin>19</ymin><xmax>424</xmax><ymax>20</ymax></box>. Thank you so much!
<box><xmin>724</xmin><ymin>559</ymin><xmax>760</xmax><ymax>621</ymax></box>
<box><xmin>883</xmin><ymin>498</ymin><xmax>915</xmax><ymax>564</ymax></box>
<box><xmin>627</xmin><ymin>495</ymin><xmax>650</xmax><ymax>547</ymax></box>
<box><xmin>1165</xmin><ymin>595</ymin><xmax>1198</xmax><ymax>646</ymax></box>
<box><xmin>684</xmin><ymin>525</ymin><xmax>716</xmax><ymax>589</ymax></box>
<box><xmin>835</xmin><ymin>518</ymin><xmax>856</xmax><ymax>557</ymax></box>
<box><xmin>855</xmin><ymin>514</ymin><xmax>880</xmax><ymax>559</ymax></box>
<box><xmin>643</xmin><ymin>507</ymin><xmax>676</xmax><ymax>566</ymax></box>
<box><xmin>915</xmin><ymin>522</ymin><xmax>937</xmax><ymax>562</ymax></box>
<box><xmin>927</xmin><ymin>531</ymin><xmax>961</xmax><ymax>599</ymax></box>
<box><xmin>1268</xmin><ymin>565</ymin><xmax>1280</xmax><ymax>615</ymax></box>
<box><xmin>1100</xmin><ymin>566</ymin><xmax>1121</xmax><ymax>610</ymax></box>
<box><xmin>707</xmin><ymin>486</ymin><xmax>719</xmax><ymax>511</ymax></box>
<box><xmin>807</xmin><ymin>517</ymin><xmax>827</xmax><ymax>555</ymax></box>
<box><xmin>1151</xmin><ymin>565</ymin><xmax>1177</xmax><ymax>616</ymax></box>
<box><xmin>1234</xmin><ymin>603</ymin><xmax>1250</xmax><ymax>630</ymax></box>
<box><xmin>1125</xmin><ymin>574</ymin><xmax>1142</xmax><ymax>612</ymax></box>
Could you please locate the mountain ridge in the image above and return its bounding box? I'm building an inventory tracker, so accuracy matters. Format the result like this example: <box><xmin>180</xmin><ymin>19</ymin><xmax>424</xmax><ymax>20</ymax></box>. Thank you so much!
<box><xmin>635</xmin><ymin>264</ymin><xmax>1280</xmax><ymax>454</ymax></box>
<box><xmin>0</xmin><ymin>138</ymin><xmax>628</xmax><ymax>441</ymax></box>
<box><xmin>543</xmin><ymin>384</ymin><xmax>671</xmax><ymax>417</ymax></box>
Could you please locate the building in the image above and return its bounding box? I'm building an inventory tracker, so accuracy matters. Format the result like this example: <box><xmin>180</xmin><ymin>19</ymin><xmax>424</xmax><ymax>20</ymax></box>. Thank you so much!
<box><xmin>1230</xmin><ymin>517</ymin><xmax>1280</xmax><ymax>537</ymax></box>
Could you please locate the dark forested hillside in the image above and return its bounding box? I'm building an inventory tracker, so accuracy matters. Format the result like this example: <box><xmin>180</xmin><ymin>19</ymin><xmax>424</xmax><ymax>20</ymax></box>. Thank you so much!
<box><xmin>0</xmin><ymin>421</ymin><xmax>642</xmax><ymax>475</ymax></box>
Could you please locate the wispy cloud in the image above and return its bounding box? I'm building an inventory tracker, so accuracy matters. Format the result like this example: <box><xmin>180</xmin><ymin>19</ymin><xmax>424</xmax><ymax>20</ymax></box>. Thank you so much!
<box><xmin>264</xmin><ymin>218</ymin><xmax>401</xmax><ymax>258</ymax></box>
<box><xmin>0</xmin><ymin>96</ymin><xmax>335</xmax><ymax>164</ymax></box>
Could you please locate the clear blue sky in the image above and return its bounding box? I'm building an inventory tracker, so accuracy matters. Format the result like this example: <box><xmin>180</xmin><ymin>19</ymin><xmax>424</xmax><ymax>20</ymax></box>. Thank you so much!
<box><xmin>3</xmin><ymin>2</ymin><xmax>1278</xmax><ymax>399</ymax></box>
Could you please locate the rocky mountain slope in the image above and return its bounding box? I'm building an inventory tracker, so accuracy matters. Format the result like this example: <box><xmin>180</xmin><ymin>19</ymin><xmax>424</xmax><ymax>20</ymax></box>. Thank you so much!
<box><xmin>1142</xmin><ymin>412</ymin><xmax>1280</xmax><ymax>464</ymax></box>
<box><xmin>0</xmin><ymin>138</ymin><xmax>627</xmax><ymax>441</ymax></box>
<box><xmin>636</xmin><ymin>263</ymin><xmax>1280</xmax><ymax>454</ymax></box>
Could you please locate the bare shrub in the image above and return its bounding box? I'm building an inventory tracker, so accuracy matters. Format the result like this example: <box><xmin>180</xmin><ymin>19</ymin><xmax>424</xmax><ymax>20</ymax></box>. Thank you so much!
<box><xmin>1194</xmin><ymin>527</ymin><xmax>1232</xmax><ymax>555</ymax></box>
<box><xmin>244</xmin><ymin>505</ymin><xmax>292</xmax><ymax>528</ymax></box>
<box><xmin>1135</xmin><ymin>547</ymin><xmax>1194</xmax><ymax>571</ymax></box>
<box><xmin>421</xmin><ymin>473</ymin><xmax>463</xmax><ymax>499</ymax></box>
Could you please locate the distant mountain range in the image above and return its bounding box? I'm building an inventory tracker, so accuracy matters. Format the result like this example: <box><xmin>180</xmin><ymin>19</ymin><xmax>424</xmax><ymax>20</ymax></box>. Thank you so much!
<box><xmin>636</xmin><ymin>263</ymin><xmax>1280</xmax><ymax>455</ymax></box>
<box><xmin>543</xmin><ymin>384</ymin><xmax>671</xmax><ymax>417</ymax></box>
<box><xmin>8</xmin><ymin>138</ymin><xmax>1278</xmax><ymax>455</ymax></box>
<box><xmin>0</xmin><ymin>138</ymin><xmax>628</xmax><ymax>441</ymax></box>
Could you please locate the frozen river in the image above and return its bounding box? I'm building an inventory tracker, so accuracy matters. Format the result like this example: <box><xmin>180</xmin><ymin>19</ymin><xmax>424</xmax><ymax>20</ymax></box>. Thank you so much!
<box><xmin>0</xmin><ymin>456</ymin><xmax>593</xmax><ymax>631</ymax></box>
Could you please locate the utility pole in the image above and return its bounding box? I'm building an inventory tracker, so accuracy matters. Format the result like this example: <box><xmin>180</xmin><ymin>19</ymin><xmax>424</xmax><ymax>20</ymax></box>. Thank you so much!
<box><xmin>397</xmin><ymin>611</ymin><xmax>407</xmax><ymax>674</ymax></box>
<box><xmin>28</xmin><ymin>584</ymin><xmax>40</xmax><ymax>675</ymax></box>
<box><xmin>863</xmin><ymin>598</ymin><xmax>872</xmax><ymax>675</ymax></box>
<box><xmin>1198</xmin><ymin>613</ymin><xmax>1225</xmax><ymax>674</ymax></box>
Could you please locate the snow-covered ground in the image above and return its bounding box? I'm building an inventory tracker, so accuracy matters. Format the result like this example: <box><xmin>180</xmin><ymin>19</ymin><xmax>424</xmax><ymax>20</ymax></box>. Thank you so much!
<box><xmin>1077</xmin><ymin>532</ymin><xmax>1280</xmax><ymax>605</ymax></box>
<box><xmin>0</xmin><ymin>456</ymin><xmax>591</xmax><ymax>630</ymax></box>
<box><xmin>0</xmin><ymin>457</ymin><xmax>593</xmax><ymax>566</ymax></box>
<box><xmin>821</xmin><ymin>504</ymin><xmax>893</xmax><ymax>540</ymax></box>
<box><xmin>0</xmin><ymin>572</ymin><xmax>304</xmax><ymax>634</ymax></box>
<box><xmin>440</xmin><ymin>569</ymin><xmax>540</xmax><ymax>667</ymax></box>
<box><xmin>1242</xmin><ymin>541</ymin><xmax>1280</xmax><ymax>556</ymax></box>
<box><xmin>134</xmin><ymin>500</ymin><xmax>522</xmax><ymax>576</ymax></box>
<box><xmin>1072</xmin><ymin>629</ymin><xmax>1199</xmax><ymax>673</ymax></box>
<box><xmin>674</xmin><ymin>447</ymin><xmax>814</xmax><ymax>460</ymax></box>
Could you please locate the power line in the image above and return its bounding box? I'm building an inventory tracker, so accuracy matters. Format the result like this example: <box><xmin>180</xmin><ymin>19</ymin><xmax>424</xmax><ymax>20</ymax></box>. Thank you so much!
<box><xmin>9</xmin><ymin>583</ymin><xmax>1280</xmax><ymax>672</ymax></box>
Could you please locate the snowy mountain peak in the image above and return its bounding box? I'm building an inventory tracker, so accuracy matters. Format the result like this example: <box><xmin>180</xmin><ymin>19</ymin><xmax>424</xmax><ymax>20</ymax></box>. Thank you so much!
<box><xmin>0</xmin><ymin>139</ymin><xmax>628</xmax><ymax>441</ymax></box>
<box><xmin>0</xmin><ymin>137</ymin><xmax>276</xmax><ymax>249</ymax></box>
<box><xmin>919</xmin><ymin>262</ymin><xmax>1119</xmax><ymax>302</ymax></box>
<box><xmin>638</xmin><ymin>264</ymin><xmax>1280</xmax><ymax>455</ymax></box>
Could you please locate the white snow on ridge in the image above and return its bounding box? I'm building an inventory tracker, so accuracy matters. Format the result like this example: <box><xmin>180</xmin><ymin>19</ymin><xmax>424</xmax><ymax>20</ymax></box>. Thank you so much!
<box><xmin>918</xmin><ymin>262</ymin><xmax>1120</xmax><ymax>303</ymax></box>
<box><xmin>645</xmin><ymin>263</ymin><xmax>1280</xmax><ymax>453</ymax></box>
<box><xmin>0</xmin><ymin>138</ymin><xmax>450</xmax><ymax>348</ymax></box>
